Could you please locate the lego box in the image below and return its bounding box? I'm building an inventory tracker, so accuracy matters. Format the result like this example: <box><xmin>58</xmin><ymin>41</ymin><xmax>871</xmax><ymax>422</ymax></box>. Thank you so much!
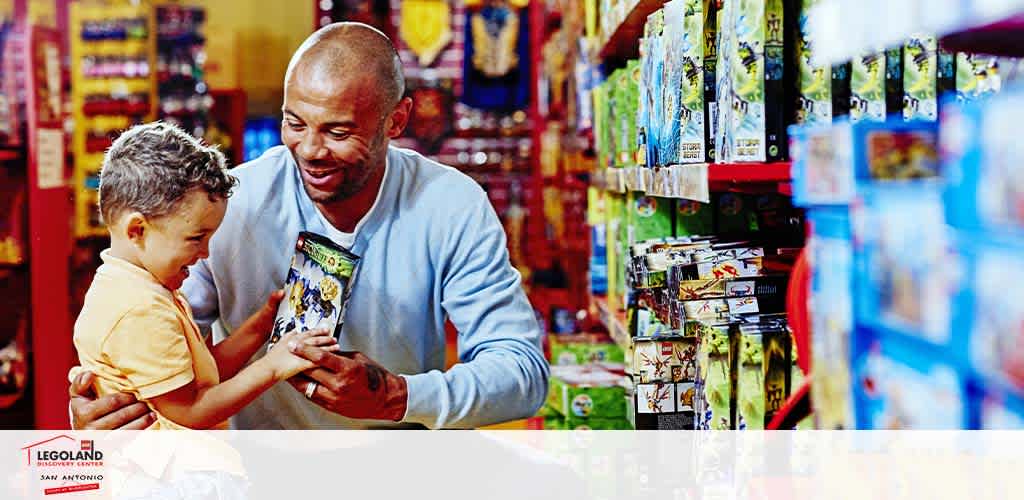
<box><xmin>547</xmin><ymin>365</ymin><xmax>629</xmax><ymax>420</ymax></box>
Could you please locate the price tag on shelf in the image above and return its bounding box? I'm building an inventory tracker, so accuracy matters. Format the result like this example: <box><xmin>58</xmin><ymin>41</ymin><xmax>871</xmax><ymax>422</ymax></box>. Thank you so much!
<box><xmin>35</xmin><ymin>128</ymin><xmax>64</xmax><ymax>189</ymax></box>
<box><xmin>675</xmin><ymin>164</ymin><xmax>710</xmax><ymax>203</ymax></box>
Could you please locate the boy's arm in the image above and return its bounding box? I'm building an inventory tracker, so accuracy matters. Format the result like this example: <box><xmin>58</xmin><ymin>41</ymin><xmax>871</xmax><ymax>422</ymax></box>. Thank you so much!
<box><xmin>208</xmin><ymin>290</ymin><xmax>284</xmax><ymax>379</ymax></box>
<box><xmin>151</xmin><ymin>329</ymin><xmax>336</xmax><ymax>429</ymax></box>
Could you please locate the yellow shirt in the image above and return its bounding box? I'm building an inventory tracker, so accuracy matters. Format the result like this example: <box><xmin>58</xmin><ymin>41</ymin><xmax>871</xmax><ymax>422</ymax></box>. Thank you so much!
<box><xmin>73</xmin><ymin>250</ymin><xmax>225</xmax><ymax>430</ymax></box>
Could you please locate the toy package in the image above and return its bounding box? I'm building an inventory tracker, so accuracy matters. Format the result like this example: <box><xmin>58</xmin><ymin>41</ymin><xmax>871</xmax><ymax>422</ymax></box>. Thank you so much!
<box><xmin>270</xmin><ymin>232</ymin><xmax>360</xmax><ymax>348</ymax></box>
<box><xmin>702</xmin><ymin>0</ymin><xmax>718</xmax><ymax>163</ymax></box>
<box><xmin>943</xmin><ymin>91</ymin><xmax>1024</xmax><ymax>236</ymax></box>
<box><xmin>850</xmin><ymin>51</ymin><xmax>887</xmax><ymax>122</ymax></box>
<box><xmin>631</xmin><ymin>334</ymin><xmax>700</xmax><ymax>429</ymax></box>
<box><xmin>639</xmin><ymin>11</ymin><xmax>662</xmax><ymax>166</ymax></box>
<box><xmin>695</xmin><ymin>320</ymin><xmax>736</xmax><ymax>429</ymax></box>
<box><xmin>902</xmin><ymin>35</ymin><xmax>938</xmax><ymax>122</ymax></box>
<box><xmin>675</xmin><ymin>199</ymin><xmax>714</xmax><ymax>236</ymax></box>
<box><xmin>735</xmin><ymin>316</ymin><xmax>792</xmax><ymax>429</ymax></box>
<box><xmin>721</xmin><ymin>0</ymin><xmax>788</xmax><ymax>162</ymax></box>
<box><xmin>665</xmin><ymin>0</ymin><xmax>706</xmax><ymax>164</ymax></box>
<box><xmin>852</xmin><ymin>330</ymin><xmax>967</xmax><ymax>429</ymax></box>
<box><xmin>885</xmin><ymin>46</ymin><xmax>904</xmax><ymax>116</ymax></box>
<box><xmin>547</xmin><ymin>364</ymin><xmax>629</xmax><ymax>421</ymax></box>
<box><xmin>853</xmin><ymin>185</ymin><xmax>953</xmax><ymax>346</ymax></box>
<box><xmin>550</xmin><ymin>334</ymin><xmax>626</xmax><ymax>366</ymax></box>
<box><xmin>851</xmin><ymin>119</ymin><xmax>940</xmax><ymax>182</ymax></box>
<box><xmin>712</xmin><ymin>0</ymin><xmax>735</xmax><ymax>163</ymax></box>
<box><xmin>789</xmin><ymin>120</ymin><xmax>854</xmax><ymax>206</ymax></box>
<box><xmin>955</xmin><ymin>53</ymin><xmax>1000</xmax><ymax>102</ymax></box>
<box><xmin>628</xmin><ymin>194</ymin><xmax>674</xmax><ymax>243</ymax></box>
<box><xmin>795</xmin><ymin>0</ymin><xmax>850</xmax><ymax>126</ymax></box>
<box><xmin>966</xmin><ymin>242</ymin><xmax>1024</xmax><ymax>395</ymax></box>
<box><xmin>808</xmin><ymin>207</ymin><xmax>855</xmax><ymax>429</ymax></box>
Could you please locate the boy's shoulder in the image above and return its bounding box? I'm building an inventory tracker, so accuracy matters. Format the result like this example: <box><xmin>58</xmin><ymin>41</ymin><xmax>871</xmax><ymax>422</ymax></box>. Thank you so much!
<box><xmin>75</xmin><ymin>269</ymin><xmax>182</xmax><ymax>346</ymax></box>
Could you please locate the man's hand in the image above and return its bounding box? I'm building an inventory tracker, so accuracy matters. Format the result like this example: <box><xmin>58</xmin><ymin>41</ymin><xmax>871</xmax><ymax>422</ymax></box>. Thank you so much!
<box><xmin>69</xmin><ymin>371</ymin><xmax>155</xmax><ymax>430</ymax></box>
<box><xmin>285</xmin><ymin>345</ymin><xmax>408</xmax><ymax>421</ymax></box>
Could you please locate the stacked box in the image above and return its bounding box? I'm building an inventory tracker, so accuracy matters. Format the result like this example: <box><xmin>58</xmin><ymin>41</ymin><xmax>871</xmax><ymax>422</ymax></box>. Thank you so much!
<box><xmin>631</xmin><ymin>335</ymin><xmax>699</xmax><ymax>429</ymax></box>
<box><xmin>549</xmin><ymin>334</ymin><xmax>626</xmax><ymax>366</ymax></box>
<box><xmin>546</xmin><ymin>365</ymin><xmax>629</xmax><ymax>421</ymax></box>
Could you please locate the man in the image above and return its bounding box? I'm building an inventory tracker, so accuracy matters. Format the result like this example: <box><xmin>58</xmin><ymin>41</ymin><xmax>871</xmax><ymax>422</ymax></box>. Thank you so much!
<box><xmin>70</xmin><ymin>22</ymin><xmax>549</xmax><ymax>429</ymax></box>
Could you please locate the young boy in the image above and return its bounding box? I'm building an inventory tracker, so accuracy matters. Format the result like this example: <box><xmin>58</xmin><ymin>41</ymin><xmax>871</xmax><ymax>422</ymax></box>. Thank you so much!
<box><xmin>73</xmin><ymin>122</ymin><xmax>337</xmax><ymax>430</ymax></box>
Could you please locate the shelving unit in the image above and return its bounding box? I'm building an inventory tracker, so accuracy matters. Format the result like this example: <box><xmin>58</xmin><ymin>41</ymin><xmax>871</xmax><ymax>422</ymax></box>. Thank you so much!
<box><xmin>597</xmin><ymin>0</ymin><xmax>666</xmax><ymax>66</ymax></box>
<box><xmin>592</xmin><ymin>295</ymin><xmax>630</xmax><ymax>351</ymax></box>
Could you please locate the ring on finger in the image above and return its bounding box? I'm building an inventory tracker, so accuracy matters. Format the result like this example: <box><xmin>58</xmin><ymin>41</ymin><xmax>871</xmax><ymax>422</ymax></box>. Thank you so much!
<box><xmin>304</xmin><ymin>381</ymin><xmax>318</xmax><ymax>400</ymax></box>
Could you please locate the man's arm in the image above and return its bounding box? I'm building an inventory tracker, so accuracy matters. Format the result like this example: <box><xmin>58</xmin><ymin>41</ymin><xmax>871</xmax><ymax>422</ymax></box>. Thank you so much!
<box><xmin>287</xmin><ymin>187</ymin><xmax>548</xmax><ymax>428</ymax></box>
<box><xmin>401</xmin><ymin>195</ymin><xmax>549</xmax><ymax>428</ymax></box>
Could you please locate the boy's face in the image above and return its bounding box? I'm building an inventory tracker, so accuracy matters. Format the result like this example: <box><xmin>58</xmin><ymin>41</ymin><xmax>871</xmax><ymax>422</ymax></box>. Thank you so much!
<box><xmin>138</xmin><ymin>190</ymin><xmax>227</xmax><ymax>290</ymax></box>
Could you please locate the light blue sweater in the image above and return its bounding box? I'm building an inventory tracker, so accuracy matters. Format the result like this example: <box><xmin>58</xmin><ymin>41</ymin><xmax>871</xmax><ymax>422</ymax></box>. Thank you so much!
<box><xmin>182</xmin><ymin>145</ymin><xmax>549</xmax><ymax>429</ymax></box>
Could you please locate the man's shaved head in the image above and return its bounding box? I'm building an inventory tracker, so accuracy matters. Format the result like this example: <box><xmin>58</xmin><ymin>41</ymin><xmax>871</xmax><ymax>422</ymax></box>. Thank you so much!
<box><xmin>285</xmin><ymin>22</ymin><xmax>405</xmax><ymax>109</ymax></box>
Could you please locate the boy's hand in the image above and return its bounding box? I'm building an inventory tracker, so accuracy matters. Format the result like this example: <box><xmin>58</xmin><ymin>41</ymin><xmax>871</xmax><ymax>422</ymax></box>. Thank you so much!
<box><xmin>234</xmin><ymin>290</ymin><xmax>285</xmax><ymax>338</ymax></box>
<box><xmin>265</xmin><ymin>329</ymin><xmax>340</xmax><ymax>381</ymax></box>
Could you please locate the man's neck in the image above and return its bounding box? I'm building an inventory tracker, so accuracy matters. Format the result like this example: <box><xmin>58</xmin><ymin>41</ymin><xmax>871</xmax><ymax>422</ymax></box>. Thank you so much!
<box><xmin>315</xmin><ymin>164</ymin><xmax>386</xmax><ymax>233</ymax></box>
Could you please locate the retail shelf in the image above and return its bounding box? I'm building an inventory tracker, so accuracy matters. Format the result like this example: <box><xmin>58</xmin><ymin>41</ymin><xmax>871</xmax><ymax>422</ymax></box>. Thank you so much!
<box><xmin>592</xmin><ymin>295</ymin><xmax>631</xmax><ymax>351</ymax></box>
<box><xmin>941</xmin><ymin>14</ymin><xmax>1024</xmax><ymax>56</ymax></box>
<box><xmin>597</xmin><ymin>0</ymin><xmax>667</xmax><ymax>65</ymax></box>
<box><xmin>596</xmin><ymin>162</ymin><xmax>791</xmax><ymax>200</ymax></box>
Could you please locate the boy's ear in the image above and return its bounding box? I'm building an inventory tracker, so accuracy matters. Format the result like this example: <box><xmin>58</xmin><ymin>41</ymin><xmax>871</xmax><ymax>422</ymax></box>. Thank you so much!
<box><xmin>124</xmin><ymin>212</ymin><xmax>147</xmax><ymax>243</ymax></box>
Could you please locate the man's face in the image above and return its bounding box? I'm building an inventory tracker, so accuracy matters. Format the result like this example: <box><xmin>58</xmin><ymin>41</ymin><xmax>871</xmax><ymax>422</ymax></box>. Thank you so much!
<box><xmin>139</xmin><ymin>189</ymin><xmax>227</xmax><ymax>291</ymax></box>
<box><xmin>281</xmin><ymin>72</ymin><xmax>391</xmax><ymax>204</ymax></box>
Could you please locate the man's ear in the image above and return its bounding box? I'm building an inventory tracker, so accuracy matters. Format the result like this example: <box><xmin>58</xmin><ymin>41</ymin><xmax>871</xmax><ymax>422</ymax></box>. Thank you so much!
<box><xmin>124</xmin><ymin>212</ymin><xmax>148</xmax><ymax>245</ymax></box>
<box><xmin>385</xmin><ymin>97</ymin><xmax>413</xmax><ymax>139</ymax></box>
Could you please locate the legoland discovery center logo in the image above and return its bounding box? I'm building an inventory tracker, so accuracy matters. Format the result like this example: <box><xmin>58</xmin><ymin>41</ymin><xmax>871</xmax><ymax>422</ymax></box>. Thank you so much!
<box><xmin>21</xmin><ymin>434</ymin><xmax>105</xmax><ymax>495</ymax></box>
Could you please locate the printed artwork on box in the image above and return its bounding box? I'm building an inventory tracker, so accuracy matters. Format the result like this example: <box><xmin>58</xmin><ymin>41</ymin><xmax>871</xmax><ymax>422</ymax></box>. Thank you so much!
<box><xmin>678</xmin><ymin>279</ymin><xmax>727</xmax><ymax>299</ymax></box>
<box><xmin>727</xmin><ymin>296</ymin><xmax>760</xmax><ymax>314</ymax></box>
<box><xmin>730</xmin><ymin>0</ymin><xmax>767</xmax><ymax>162</ymax></box>
<box><xmin>671</xmin><ymin>0</ymin><xmax>706</xmax><ymax>164</ymax></box>
<box><xmin>695</xmin><ymin>325</ymin><xmax>734</xmax><ymax>429</ymax></box>
<box><xmin>796</xmin><ymin>0</ymin><xmax>830</xmax><ymax>125</ymax></box>
<box><xmin>684</xmin><ymin>299</ymin><xmax>730</xmax><ymax>321</ymax></box>
<box><xmin>955</xmin><ymin>53</ymin><xmax>999</xmax><ymax>102</ymax></box>
<box><xmin>696</xmin><ymin>258</ymin><xmax>763</xmax><ymax>279</ymax></box>
<box><xmin>865</xmin><ymin>129</ymin><xmax>939</xmax><ymax>180</ymax></box>
<box><xmin>804</xmin><ymin>128</ymin><xmax>854</xmax><ymax>201</ymax></box>
<box><xmin>270</xmin><ymin>232</ymin><xmax>360</xmax><ymax>347</ymax></box>
<box><xmin>903</xmin><ymin>36</ymin><xmax>938</xmax><ymax>122</ymax></box>
<box><xmin>635</xmin><ymin>340</ymin><xmax>674</xmax><ymax>383</ymax></box>
<box><xmin>677</xmin><ymin>382</ymin><xmax>696</xmax><ymax>411</ymax></box>
<box><xmin>571</xmin><ymin>393</ymin><xmax>594</xmax><ymax>417</ymax></box>
<box><xmin>851</xmin><ymin>51</ymin><xmax>886</xmax><ymax>122</ymax></box>
<box><xmin>638</xmin><ymin>382</ymin><xmax>676</xmax><ymax>414</ymax></box>
<box><xmin>673</xmin><ymin>338</ymin><xmax>699</xmax><ymax>382</ymax></box>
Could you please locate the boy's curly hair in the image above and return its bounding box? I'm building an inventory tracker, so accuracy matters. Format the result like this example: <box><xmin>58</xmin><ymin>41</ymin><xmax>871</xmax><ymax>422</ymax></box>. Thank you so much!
<box><xmin>99</xmin><ymin>122</ymin><xmax>237</xmax><ymax>224</ymax></box>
